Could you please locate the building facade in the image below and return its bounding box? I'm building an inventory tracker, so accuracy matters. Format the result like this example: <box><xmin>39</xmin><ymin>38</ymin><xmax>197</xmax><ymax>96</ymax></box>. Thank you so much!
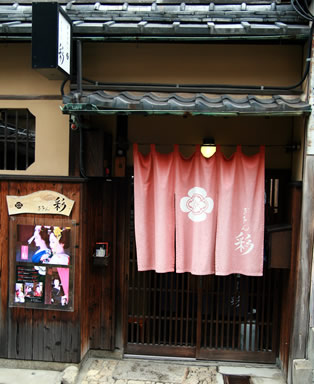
<box><xmin>0</xmin><ymin>1</ymin><xmax>313</xmax><ymax>383</ymax></box>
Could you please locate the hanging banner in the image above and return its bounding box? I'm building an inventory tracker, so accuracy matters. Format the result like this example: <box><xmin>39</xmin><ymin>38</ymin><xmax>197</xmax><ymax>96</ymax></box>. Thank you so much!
<box><xmin>133</xmin><ymin>144</ymin><xmax>265</xmax><ymax>276</ymax></box>
<box><xmin>174</xmin><ymin>145</ymin><xmax>217</xmax><ymax>275</ymax></box>
<box><xmin>215</xmin><ymin>146</ymin><xmax>265</xmax><ymax>276</ymax></box>
<box><xmin>6</xmin><ymin>190</ymin><xmax>74</xmax><ymax>216</ymax></box>
<box><xmin>133</xmin><ymin>144</ymin><xmax>176</xmax><ymax>272</ymax></box>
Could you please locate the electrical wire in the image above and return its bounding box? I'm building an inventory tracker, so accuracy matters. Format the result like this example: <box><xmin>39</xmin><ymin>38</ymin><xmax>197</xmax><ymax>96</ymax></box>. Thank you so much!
<box><xmin>291</xmin><ymin>0</ymin><xmax>313</xmax><ymax>21</ymax></box>
<box><xmin>61</xmin><ymin>76</ymin><xmax>70</xmax><ymax>97</ymax></box>
<box><xmin>135</xmin><ymin>142</ymin><xmax>299</xmax><ymax>149</ymax></box>
<box><xmin>79</xmin><ymin>122</ymin><xmax>88</xmax><ymax>179</ymax></box>
<box><xmin>303</xmin><ymin>0</ymin><xmax>314</xmax><ymax>18</ymax></box>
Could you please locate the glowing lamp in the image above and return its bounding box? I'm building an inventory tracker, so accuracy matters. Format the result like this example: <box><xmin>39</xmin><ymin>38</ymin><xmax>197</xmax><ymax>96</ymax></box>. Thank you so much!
<box><xmin>201</xmin><ymin>138</ymin><xmax>216</xmax><ymax>158</ymax></box>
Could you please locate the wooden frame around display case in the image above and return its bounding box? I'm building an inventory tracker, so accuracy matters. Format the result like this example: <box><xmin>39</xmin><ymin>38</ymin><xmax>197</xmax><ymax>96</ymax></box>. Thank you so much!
<box><xmin>9</xmin><ymin>217</ymin><xmax>75</xmax><ymax>311</ymax></box>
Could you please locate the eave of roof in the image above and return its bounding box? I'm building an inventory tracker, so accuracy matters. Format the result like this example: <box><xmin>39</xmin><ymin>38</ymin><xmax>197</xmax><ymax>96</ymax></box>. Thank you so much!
<box><xmin>0</xmin><ymin>2</ymin><xmax>311</xmax><ymax>40</ymax></box>
<box><xmin>62</xmin><ymin>91</ymin><xmax>311</xmax><ymax>116</ymax></box>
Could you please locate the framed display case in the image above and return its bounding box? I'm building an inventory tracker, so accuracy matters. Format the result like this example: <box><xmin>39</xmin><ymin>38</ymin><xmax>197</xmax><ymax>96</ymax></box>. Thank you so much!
<box><xmin>9</xmin><ymin>217</ymin><xmax>76</xmax><ymax>311</ymax></box>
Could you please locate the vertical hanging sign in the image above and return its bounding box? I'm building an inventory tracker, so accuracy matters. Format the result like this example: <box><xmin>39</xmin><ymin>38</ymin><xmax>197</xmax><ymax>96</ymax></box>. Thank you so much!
<box><xmin>32</xmin><ymin>2</ymin><xmax>72</xmax><ymax>80</ymax></box>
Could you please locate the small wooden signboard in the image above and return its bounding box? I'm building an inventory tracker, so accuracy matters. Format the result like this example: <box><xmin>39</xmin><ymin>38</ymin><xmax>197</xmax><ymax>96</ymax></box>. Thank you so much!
<box><xmin>6</xmin><ymin>190</ymin><xmax>74</xmax><ymax>216</ymax></box>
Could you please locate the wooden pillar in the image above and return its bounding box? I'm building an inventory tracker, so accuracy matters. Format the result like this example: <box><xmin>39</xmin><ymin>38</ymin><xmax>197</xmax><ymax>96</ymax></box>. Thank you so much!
<box><xmin>288</xmin><ymin>37</ymin><xmax>314</xmax><ymax>382</ymax></box>
<box><xmin>288</xmin><ymin>143</ymin><xmax>313</xmax><ymax>382</ymax></box>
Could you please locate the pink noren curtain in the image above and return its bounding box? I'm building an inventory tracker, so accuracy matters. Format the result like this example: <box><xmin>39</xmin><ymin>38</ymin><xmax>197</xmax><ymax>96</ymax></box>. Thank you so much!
<box><xmin>215</xmin><ymin>146</ymin><xmax>265</xmax><ymax>276</ymax></box>
<box><xmin>133</xmin><ymin>144</ymin><xmax>265</xmax><ymax>276</ymax></box>
<box><xmin>133</xmin><ymin>144</ymin><xmax>175</xmax><ymax>272</ymax></box>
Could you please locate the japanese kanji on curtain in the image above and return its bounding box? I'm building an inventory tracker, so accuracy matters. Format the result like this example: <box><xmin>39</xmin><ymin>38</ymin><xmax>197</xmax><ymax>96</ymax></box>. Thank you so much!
<box><xmin>133</xmin><ymin>144</ymin><xmax>265</xmax><ymax>276</ymax></box>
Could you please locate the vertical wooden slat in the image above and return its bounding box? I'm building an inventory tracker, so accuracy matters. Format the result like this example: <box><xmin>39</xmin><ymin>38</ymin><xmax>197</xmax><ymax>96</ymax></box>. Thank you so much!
<box><xmin>14</xmin><ymin>110</ymin><xmax>18</xmax><ymax>170</ymax></box>
<box><xmin>196</xmin><ymin>276</ymin><xmax>202</xmax><ymax>354</ymax></box>
<box><xmin>209</xmin><ymin>276</ymin><xmax>215</xmax><ymax>349</ymax></box>
<box><xmin>220</xmin><ymin>277</ymin><xmax>226</xmax><ymax>348</ymax></box>
<box><xmin>190</xmin><ymin>276</ymin><xmax>196</xmax><ymax>346</ymax></box>
<box><xmin>0</xmin><ymin>181</ymin><xmax>9</xmax><ymax>357</ymax></box>
<box><xmin>272</xmin><ymin>270</ymin><xmax>280</xmax><ymax>353</ymax></box>
<box><xmin>243</xmin><ymin>277</ymin><xmax>249</xmax><ymax>351</ymax></box>
<box><xmin>260</xmin><ymin>271</ymin><xmax>266</xmax><ymax>351</ymax></box>
<box><xmin>32</xmin><ymin>308</ymin><xmax>45</xmax><ymax>360</ymax></box>
<box><xmin>232</xmin><ymin>275</ymin><xmax>237</xmax><ymax>349</ymax></box>
<box><xmin>248</xmin><ymin>277</ymin><xmax>254</xmax><ymax>351</ymax></box>
<box><xmin>174</xmin><ymin>274</ymin><xmax>179</xmax><ymax>345</ymax></box>
<box><xmin>226</xmin><ymin>276</ymin><xmax>232</xmax><ymax>349</ymax></box>
<box><xmin>140</xmin><ymin>271</ymin><xmax>145</xmax><ymax>344</ymax></box>
<box><xmin>185</xmin><ymin>274</ymin><xmax>190</xmax><ymax>346</ymax></box>
<box><xmin>249</xmin><ymin>278</ymin><xmax>255</xmax><ymax>351</ymax></box>
<box><xmin>146</xmin><ymin>270</ymin><xmax>152</xmax><ymax>344</ymax></box>
<box><xmin>129</xmin><ymin>239</ymin><xmax>136</xmax><ymax>343</ymax></box>
<box><xmin>255</xmin><ymin>275</ymin><xmax>262</xmax><ymax>352</ymax></box>
<box><xmin>215</xmin><ymin>277</ymin><xmax>220</xmax><ymax>349</ymax></box>
<box><xmin>266</xmin><ymin>270</ymin><xmax>272</xmax><ymax>350</ymax></box>
<box><xmin>25</xmin><ymin>110</ymin><xmax>29</xmax><ymax>168</ymax></box>
<box><xmin>180</xmin><ymin>274</ymin><xmax>185</xmax><ymax>345</ymax></box>
<box><xmin>169</xmin><ymin>273</ymin><xmax>174</xmax><ymax>344</ymax></box>
<box><xmin>136</xmin><ymin>271</ymin><xmax>141</xmax><ymax>344</ymax></box>
<box><xmin>254</xmin><ymin>277</ymin><xmax>260</xmax><ymax>352</ymax></box>
<box><xmin>163</xmin><ymin>273</ymin><xmax>168</xmax><ymax>345</ymax></box>
<box><xmin>237</xmin><ymin>276</ymin><xmax>243</xmax><ymax>350</ymax></box>
<box><xmin>158</xmin><ymin>274</ymin><xmax>163</xmax><ymax>345</ymax></box>
<box><xmin>4</xmin><ymin>111</ymin><xmax>7</xmax><ymax>170</ymax></box>
<box><xmin>279</xmin><ymin>184</ymin><xmax>301</xmax><ymax>373</ymax></box>
<box><xmin>152</xmin><ymin>272</ymin><xmax>157</xmax><ymax>344</ymax></box>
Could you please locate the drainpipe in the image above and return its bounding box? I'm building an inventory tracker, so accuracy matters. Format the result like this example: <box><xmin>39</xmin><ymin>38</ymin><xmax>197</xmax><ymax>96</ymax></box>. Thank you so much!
<box><xmin>75</xmin><ymin>39</ymin><xmax>82</xmax><ymax>102</ymax></box>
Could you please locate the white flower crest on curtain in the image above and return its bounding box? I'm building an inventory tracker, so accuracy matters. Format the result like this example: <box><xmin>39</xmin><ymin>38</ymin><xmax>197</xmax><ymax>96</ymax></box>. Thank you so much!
<box><xmin>180</xmin><ymin>187</ymin><xmax>214</xmax><ymax>222</ymax></box>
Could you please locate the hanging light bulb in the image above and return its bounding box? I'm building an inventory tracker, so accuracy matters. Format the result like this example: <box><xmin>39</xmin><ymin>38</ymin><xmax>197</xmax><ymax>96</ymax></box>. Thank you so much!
<box><xmin>201</xmin><ymin>138</ymin><xmax>216</xmax><ymax>158</ymax></box>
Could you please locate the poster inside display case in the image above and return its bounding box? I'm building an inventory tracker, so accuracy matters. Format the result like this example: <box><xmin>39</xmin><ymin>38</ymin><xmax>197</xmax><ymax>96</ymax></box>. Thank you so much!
<box><xmin>9</xmin><ymin>219</ymin><xmax>75</xmax><ymax>311</ymax></box>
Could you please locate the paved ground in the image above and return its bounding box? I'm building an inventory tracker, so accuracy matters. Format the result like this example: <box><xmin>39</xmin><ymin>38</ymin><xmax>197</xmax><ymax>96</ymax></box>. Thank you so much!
<box><xmin>0</xmin><ymin>367</ymin><xmax>61</xmax><ymax>384</ymax></box>
<box><xmin>0</xmin><ymin>356</ymin><xmax>287</xmax><ymax>384</ymax></box>
<box><xmin>75</xmin><ymin>357</ymin><xmax>287</xmax><ymax>384</ymax></box>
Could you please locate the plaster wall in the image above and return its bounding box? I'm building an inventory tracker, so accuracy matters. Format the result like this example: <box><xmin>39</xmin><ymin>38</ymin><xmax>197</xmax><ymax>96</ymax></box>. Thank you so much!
<box><xmin>0</xmin><ymin>43</ymin><xmax>62</xmax><ymax>95</ymax></box>
<box><xmin>83</xmin><ymin>42</ymin><xmax>303</xmax><ymax>86</ymax></box>
<box><xmin>0</xmin><ymin>43</ymin><xmax>69</xmax><ymax>176</ymax></box>
<box><xmin>0</xmin><ymin>42</ymin><xmax>306</xmax><ymax>176</ymax></box>
<box><xmin>0</xmin><ymin>101</ymin><xmax>69</xmax><ymax>176</ymax></box>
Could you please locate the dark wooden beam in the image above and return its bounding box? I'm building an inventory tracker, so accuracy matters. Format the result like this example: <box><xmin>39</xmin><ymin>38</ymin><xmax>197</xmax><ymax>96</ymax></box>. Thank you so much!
<box><xmin>2</xmin><ymin>0</ymin><xmax>292</xmax><ymax>4</ymax></box>
<box><xmin>0</xmin><ymin>95</ymin><xmax>62</xmax><ymax>100</ymax></box>
<box><xmin>288</xmin><ymin>146</ymin><xmax>314</xmax><ymax>382</ymax></box>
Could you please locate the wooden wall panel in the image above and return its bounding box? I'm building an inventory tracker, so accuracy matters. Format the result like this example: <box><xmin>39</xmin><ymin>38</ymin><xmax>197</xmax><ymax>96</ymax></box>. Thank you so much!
<box><xmin>115</xmin><ymin>179</ymin><xmax>130</xmax><ymax>351</ymax></box>
<box><xmin>279</xmin><ymin>184</ymin><xmax>302</xmax><ymax>376</ymax></box>
<box><xmin>0</xmin><ymin>181</ymin><xmax>9</xmax><ymax>358</ymax></box>
<box><xmin>288</xmin><ymin>156</ymin><xmax>314</xmax><ymax>383</ymax></box>
<box><xmin>0</xmin><ymin>180</ymin><xmax>82</xmax><ymax>363</ymax></box>
<box><xmin>80</xmin><ymin>180</ymin><xmax>117</xmax><ymax>354</ymax></box>
<box><xmin>0</xmin><ymin>178</ymin><xmax>120</xmax><ymax>362</ymax></box>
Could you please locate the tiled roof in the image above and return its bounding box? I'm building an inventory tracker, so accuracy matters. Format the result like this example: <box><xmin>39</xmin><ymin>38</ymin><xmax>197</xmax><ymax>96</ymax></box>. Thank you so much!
<box><xmin>62</xmin><ymin>91</ymin><xmax>311</xmax><ymax>115</ymax></box>
<box><xmin>0</xmin><ymin>2</ymin><xmax>310</xmax><ymax>38</ymax></box>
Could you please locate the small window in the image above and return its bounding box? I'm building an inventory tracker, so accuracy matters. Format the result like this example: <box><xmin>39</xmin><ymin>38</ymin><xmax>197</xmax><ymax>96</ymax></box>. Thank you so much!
<box><xmin>0</xmin><ymin>109</ymin><xmax>35</xmax><ymax>170</ymax></box>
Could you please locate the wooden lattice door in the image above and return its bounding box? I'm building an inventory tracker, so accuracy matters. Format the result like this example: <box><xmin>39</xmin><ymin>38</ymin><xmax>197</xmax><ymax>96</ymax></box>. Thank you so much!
<box><xmin>125</xmin><ymin>171</ymin><xmax>286</xmax><ymax>362</ymax></box>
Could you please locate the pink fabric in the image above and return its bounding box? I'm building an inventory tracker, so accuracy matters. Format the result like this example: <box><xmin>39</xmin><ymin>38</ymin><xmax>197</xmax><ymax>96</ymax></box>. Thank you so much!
<box><xmin>174</xmin><ymin>145</ymin><xmax>217</xmax><ymax>275</ymax></box>
<box><xmin>215</xmin><ymin>146</ymin><xmax>265</xmax><ymax>276</ymax></box>
<box><xmin>133</xmin><ymin>144</ymin><xmax>265</xmax><ymax>276</ymax></box>
<box><xmin>57</xmin><ymin>267</ymin><xmax>69</xmax><ymax>298</ymax></box>
<box><xmin>133</xmin><ymin>144</ymin><xmax>175</xmax><ymax>272</ymax></box>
